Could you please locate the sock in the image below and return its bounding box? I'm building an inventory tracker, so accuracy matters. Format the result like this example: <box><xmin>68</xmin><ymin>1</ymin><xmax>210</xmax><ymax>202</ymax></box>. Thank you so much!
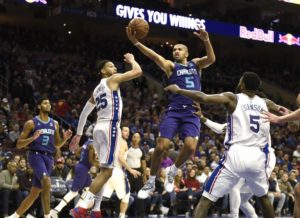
<box><xmin>149</xmin><ymin>175</ymin><xmax>156</xmax><ymax>184</ymax></box>
<box><xmin>55</xmin><ymin>191</ymin><xmax>78</xmax><ymax>212</ymax></box>
<box><xmin>44</xmin><ymin>215</ymin><xmax>50</xmax><ymax>218</ymax></box>
<box><xmin>119</xmin><ymin>213</ymin><xmax>125</xmax><ymax>218</ymax></box>
<box><xmin>92</xmin><ymin>188</ymin><xmax>104</xmax><ymax>211</ymax></box>
<box><xmin>8</xmin><ymin>212</ymin><xmax>20</xmax><ymax>218</ymax></box>
<box><xmin>77</xmin><ymin>191</ymin><xmax>95</xmax><ymax>209</ymax></box>
<box><xmin>170</xmin><ymin>164</ymin><xmax>178</xmax><ymax>175</ymax></box>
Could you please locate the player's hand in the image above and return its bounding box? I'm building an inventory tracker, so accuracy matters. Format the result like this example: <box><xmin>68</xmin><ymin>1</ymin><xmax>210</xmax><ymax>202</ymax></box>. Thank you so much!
<box><xmin>69</xmin><ymin>135</ymin><xmax>81</xmax><ymax>152</ymax></box>
<box><xmin>193</xmin><ymin>26</ymin><xmax>209</xmax><ymax>41</ymax></box>
<box><xmin>63</xmin><ymin>129</ymin><xmax>73</xmax><ymax>141</ymax></box>
<box><xmin>126</xmin><ymin>27</ymin><xmax>138</xmax><ymax>44</ymax></box>
<box><xmin>32</xmin><ymin>130</ymin><xmax>42</xmax><ymax>141</ymax></box>
<box><xmin>192</xmin><ymin>102</ymin><xmax>204</xmax><ymax>119</ymax></box>
<box><xmin>278</xmin><ymin>105</ymin><xmax>290</xmax><ymax>115</ymax></box>
<box><xmin>261</xmin><ymin>111</ymin><xmax>280</xmax><ymax>123</ymax></box>
<box><xmin>124</xmin><ymin>53</ymin><xmax>135</xmax><ymax>63</ymax></box>
<box><xmin>164</xmin><ymin>84</ymin><xmax>180</xmax><ymax>94</ymax></box>
<box><xmin>129</xmin><ymin>169</ymin><xmax>141</xmax><ymax>178</ymax></box>
<box><xmin>296</xmin><ymin>93</ymin><xmax>300</xmax><ymax>108</ymax></box>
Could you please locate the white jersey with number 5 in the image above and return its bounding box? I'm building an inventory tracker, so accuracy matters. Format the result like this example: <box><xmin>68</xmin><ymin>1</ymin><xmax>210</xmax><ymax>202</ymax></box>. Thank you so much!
<box><xmin>224</xmin><ymin>93</ymin><xmax>270</xmax><ymax>149</ymax></box>
<box><xmin>93</xmin><ymin>78</ymin><xmax>123</xmax><ymax>123</ymax></box>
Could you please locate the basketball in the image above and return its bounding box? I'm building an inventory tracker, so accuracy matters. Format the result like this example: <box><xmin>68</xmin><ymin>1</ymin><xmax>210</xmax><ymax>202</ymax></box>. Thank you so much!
<box><xmin>128</xmin><ymin>18</ymin><xmax>149</xmax><ymax>39</ymax></box>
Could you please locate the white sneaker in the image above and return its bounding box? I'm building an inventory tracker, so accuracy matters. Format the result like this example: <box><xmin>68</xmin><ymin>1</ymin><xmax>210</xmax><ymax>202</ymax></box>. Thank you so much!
<box><xmin>137</xmin><ymin>181</ymin><xmax>155</xmax><ymax>199</ymax></box>
<box><xmin>49</xmin><ymin>209</ymin><xmax>59</xmax><ymax>218</ymax></box>
<box><xmin>164</xmin><ymin>170</ymin><xmax>175</xmax><ymax>192</ymax></box>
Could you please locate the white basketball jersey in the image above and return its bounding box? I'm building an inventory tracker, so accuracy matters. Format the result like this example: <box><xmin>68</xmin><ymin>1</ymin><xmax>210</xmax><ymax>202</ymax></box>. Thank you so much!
<box><xmin>224</xmin><ymin>93</ymin><xmax>270</xmax><ymax>149</ymax></box>
<box><xmin>93</xmin><ymin>78</ymin><xmax>123</xmax><ymax>123</ymax></box>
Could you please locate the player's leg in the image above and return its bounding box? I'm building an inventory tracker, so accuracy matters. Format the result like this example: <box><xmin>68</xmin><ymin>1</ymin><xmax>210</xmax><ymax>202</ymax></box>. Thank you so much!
<box><xmin>294</xmin><ymin>182</ymin><xmax>300</xmax><ymax>218</ymax></box>
<box><xmin>164</xmin><ymin>116</ymin><xmax>199</xmax><ymax>192</ymax></box>
<box><xmin>195</xmin><ymin>155</ymin><xmax>239</xmax><ymax>218</ymax></box>
<box><xmin>240</xmin><ymin>192</ymin><xmax>258</xmax><ymax>218</ymax></box>
<box><xmin>138</xmin><ymin>114</ymin><xmax>179</xmax><ymax>199</ymax></box>
<box><xmin>229</xmin><ymin>179</ymin><xmax>244</xmax><ymax>218</ymax></box>
<box><xmin>119</xmin><ymin>193</ymin><xmax>130</xmax><ymax>218</ymax></box>
<box><xmin>8</xmin><ymin>187</ymin><xmax>42</xmax><ymax>218</ymax></box>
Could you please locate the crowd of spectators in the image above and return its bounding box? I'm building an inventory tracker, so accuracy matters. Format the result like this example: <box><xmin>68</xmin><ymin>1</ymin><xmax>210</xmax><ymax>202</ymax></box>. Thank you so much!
<box><xmin>0</xmin><ymin>23</ymin><xmax>299</xmax><ymax>217</ymax></box>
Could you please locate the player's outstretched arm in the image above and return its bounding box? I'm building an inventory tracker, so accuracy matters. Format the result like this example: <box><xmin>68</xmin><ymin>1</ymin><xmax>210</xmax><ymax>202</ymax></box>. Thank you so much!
<box><xmin>126</xmin><ymin>27</ymin><xmax>173</xmax><ymax>74</ymax></box>
<box><xmin>16</xmin><ymin>120</ymin><xmax>40</xmax><ymax>149</ymax></box>
<box><xmin>193</xmin><ymin>103</ymin><xmax>226</xmax><ymax>134</ymax></box>
<box><xmin>110</xmin><ymin>53</ymin><xmax>142</xmax><ymax>84</ymax></box>
<box><xmin>192</xmin><ymin>28</ymin><xmax>216</xmax><ymax>69</ymax></box>
<box><xmin>54</xmin><ymin>122</ymin><xmax>72</xmax><ymax>148</ymax></box>
<box><xmin>262</xmin><ymin>108</ymin><xmax>300</xmax><ymax>124</ymax></box>
<box><xmin>69</xmin><ymin>97</ymin><xmax>95</xmax><ymax>151</ymax></box>
<box><xmin>165</xmin><ymin>84</ymin><xmax>236</xmax><ymax>112</ymax></box>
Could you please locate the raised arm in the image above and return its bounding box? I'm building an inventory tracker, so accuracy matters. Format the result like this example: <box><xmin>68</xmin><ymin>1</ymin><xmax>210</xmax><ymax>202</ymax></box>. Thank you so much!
<box><xmin>54</xmin><ymin>121</ymin><xmax>72</xmax><ymax>148</ymax></box>
<box><xmin>192</xmin><ymin>28</ymin><xmax>216</xmax><ymax>69</ymax></box>
<box><xmin>109</xmin><ymin>53</ymin><xmax>142</xmax><ymax>85</ymax></box>
<box><xmin>69</xmin><ymin>96</ymin><xmax>95</xmax><ymax>151</ymax></box>
<box><xmin>165</xmin><ymin>84</ymin><xmax>237</xmax><ymax>113</ymax></box>
<box><xmin>16</xmin><ymin>120</ymin><xmax>40</xmax><ymax>149</ymax></box>
<box><xmin>126</xmin><ymin>27</ymin><xmax>173</xmax><ymax>75</ymax></box>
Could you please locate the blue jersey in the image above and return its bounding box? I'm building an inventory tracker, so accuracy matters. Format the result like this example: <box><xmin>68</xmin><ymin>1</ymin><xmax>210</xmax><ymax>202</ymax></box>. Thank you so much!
<box><xmin>29</xmin><ymin>116</ymin><xmax>56</xmax><ymax>154</ymax></box>
<box><xmin>168</xmin><ymin>61</ymin><xmax>201</xmax><ymax>109</ymax></box>
<box><xmin>79</xmin><ymin>139</ymin><xmax>93</xmax><ymax>168</ymax></box>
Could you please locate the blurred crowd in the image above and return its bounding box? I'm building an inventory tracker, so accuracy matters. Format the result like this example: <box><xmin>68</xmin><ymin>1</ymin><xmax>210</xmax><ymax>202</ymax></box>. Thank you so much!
<box><xmin>0</xmin><ymin>23</ymin><xmax>299</xmax><ymax>217</ymax></box>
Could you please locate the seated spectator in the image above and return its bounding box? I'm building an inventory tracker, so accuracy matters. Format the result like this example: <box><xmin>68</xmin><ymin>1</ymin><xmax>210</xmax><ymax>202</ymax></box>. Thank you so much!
<box><xmin>0</xmin><ymin>160</ymin><xmax>22</xmax><ymax>217</ymax></box>
<box><xmin>278</xmin><ymin>173</ymin><xmax>295</xmax><ymax>214</ymax></box>
<box><xmin>293</xmin><ymin>145</ymin><xmax>300</xmax><ymax>158</ymax></box>
<box><xmin>196</xmin><ymin>166</ymin><xmax>212</xmax><ymax>184</ymax></box>
<box><xmin>16</xmin><ymin>157</ymin><xmax>27</xmax><ymax>177</ymax></box>
<box><xmin>8</xmin><ymin>124</ymin><xmax>20</xmax><ymax>144</ymax></box>
<box><xmin>288</xmin><ymin>170</ymin><xmax>298</xmax><ymax>188</ymax></box>
<box><xmin>268</xmin><ymin>171</ymin><xmax>286</xmax><ymax>215</ymax></box>
<box><xmin>51</xmin><ymin>157</ymin><xmax>70</xmax><ymax>180</ymax></box>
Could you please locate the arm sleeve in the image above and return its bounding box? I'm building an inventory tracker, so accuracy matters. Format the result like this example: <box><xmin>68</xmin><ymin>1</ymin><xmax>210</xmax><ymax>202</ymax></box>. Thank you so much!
<box><xmin>76</xmin><ymin>101</ymin><xmax>95</xmax><ymax>135</ymax></box>
<box><xmin>203</xmin><ymin>118</ymin><xmax>227</xmax><ymax>134</ymax></box>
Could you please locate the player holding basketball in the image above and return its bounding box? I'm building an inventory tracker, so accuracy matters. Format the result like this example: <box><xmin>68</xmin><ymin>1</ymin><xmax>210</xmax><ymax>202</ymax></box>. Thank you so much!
<box><xmin>69</xmin><ymin>53</ymin><xmax>142</xmax><ymax>218</ymax></box>
<box><xmin>262</xmin><ymin>93</ymin><xmax>300</xmax><ymax>218</ymax></box>
<box><xmin>127</xmin><ymin>25</ymin><xmax>216</xmax><ymax>198</ymax></box>
<box><xmin>50</xmin><ymin>138</ymin><xmax>97</xmax><ymax>218</ymax></box>
<box><xmin>103</xmin><ymin>126</ymin><xmax>141</xmax><ymax>218</ymax></box>
<box><xmin>7</xmin><ymin>97</ymin><xmax>72</xmax><ymax>218</ymax></box>
<box><xmin>165</xmin><ymin>72</ymin><xmax>277</xmax><ymax>218</ymax></box>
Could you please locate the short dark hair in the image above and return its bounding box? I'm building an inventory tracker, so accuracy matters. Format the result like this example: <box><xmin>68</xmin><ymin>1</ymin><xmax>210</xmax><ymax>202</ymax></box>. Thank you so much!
<box><xmin>242</xmin><ymin>72</ymin><xmax>261</xmax><ymax>91</ymax></box>
<box><xmin>96</xmin><ymin>59</ymin><xmax>110</xmax><ymax>72</ymax></box>
<box><xmin>37</xmin><ymin>97</ymin><xmax>49</xmax><ymax>106</ymax></box>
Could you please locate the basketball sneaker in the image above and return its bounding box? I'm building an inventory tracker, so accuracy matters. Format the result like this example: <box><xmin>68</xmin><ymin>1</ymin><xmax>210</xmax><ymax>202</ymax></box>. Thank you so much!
<box><xmin>70</xmin><ymin>207</ymin><xmax>88</xmax><ymax>218</ymax></box>
<box><xmin>137</xmin><ymin>181</ymin><xmax>155</xmax><ymax>199</ymax></box>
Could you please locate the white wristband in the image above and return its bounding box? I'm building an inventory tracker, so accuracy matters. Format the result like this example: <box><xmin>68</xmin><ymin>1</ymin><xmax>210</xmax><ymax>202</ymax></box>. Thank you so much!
<box><xmin>134</xmin><ymin>42</ymin><xmax>141</xmax><ymax>46</ymax></box>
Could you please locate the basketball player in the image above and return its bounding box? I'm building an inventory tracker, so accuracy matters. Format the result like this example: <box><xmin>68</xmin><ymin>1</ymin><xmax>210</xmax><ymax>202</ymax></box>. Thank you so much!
<box><xmin>165</xmin><ymin>72</ymin><xmax>277</xmax><ymax>218</ymax></box>
<box><xmin>8</xmin><ymin>97</ymin><xmax>72</xmax><ymax>218</ymax></box>
<box><xmin>194</xmin><ymin>105</ymin><xmax>277</xmax><ymax>217</ymax></box>
<box><xmin>49</xmin><ymin>138</ymin><xmax>97</xmax><ymax>218</ymax></box>
<box><xmin>68</xmin><ymin>53</ymin><xmax>143</xmax><ymax>218</ymax></box>
<box><xmin>262</xmin><ymin>93</ymin><xmax>300</xmax><ymax>218</ymax></box>
<box><xmin>103</xmin><ymin>126</ymin><xmax>141</xmax><ymax>218</ymax></box>
<box><xmin>127</xmin><ymin>26</ymin><xmax>216</xmax><ymax>198</ymax></box>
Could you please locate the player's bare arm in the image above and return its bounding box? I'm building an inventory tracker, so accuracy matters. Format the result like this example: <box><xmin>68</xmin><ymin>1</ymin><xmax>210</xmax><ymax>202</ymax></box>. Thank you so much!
<box><xmin>165</xmin><ymin>84</ymin><xmax>237</xmax><ymax>113</ymax></box>
<box><xmin>118</xmin><ymin>139</ymin><xmax>141</xmax><ymax>178</ymax></box>
<box><xmin>69</xmin><ymin>96</ymin><xmax>95</xmax><ymax>151</ymax></box>
<box><xmin>108</xmin><ymin>53</ymin><xmax>143</xmax><ymax>90</ymax></box>
<box><xmin>192</xmin><ymin>28</ymin><xmax>216</xmax><ymax>69</ymax></box>
<box><xmin>16</xmin><ymin>120</ymin><xmax>41</xmax><ymax>149</ymax></box>
<box><xmin>126</xmin><ymin>27</ymin><xmax>173</xmax><ymax>76</ymax></box>
<box><xmin>54</xmin><ymin>121</ymin><xmax>72</xmax><ymax>148</ymax></box>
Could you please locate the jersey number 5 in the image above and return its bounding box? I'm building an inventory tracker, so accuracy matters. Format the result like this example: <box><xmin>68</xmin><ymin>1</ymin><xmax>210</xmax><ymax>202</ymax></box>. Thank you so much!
<box><xmin>95</xmin><ymin>93</ymin><xmax>108</xmax><ymax>111</ymax></box>
<box><xmin>185</xmin><ymin>77</ymin><xmax>195</xmax><ymax>89</ymax></box>
<box><xmin>249</xmin><ymin>115</ymin><xmax>260</xmax><ymax>133</ymax></box>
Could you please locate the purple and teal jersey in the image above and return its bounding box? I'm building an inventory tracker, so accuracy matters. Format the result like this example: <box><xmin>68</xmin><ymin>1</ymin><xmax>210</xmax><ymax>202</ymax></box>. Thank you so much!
<box><xmin>168</xmin><ymin>61</ymin><xmax>201</xmax><ymax>110</ymax></box>
<box><xmin>79</xmin><ymin>139</ymin><xmax>93</xmax><ymax>168</ymax></box>
<box><xmin>29</xmin><ymin>116</ymin><xmax>56</xmax><ymax>154</ymax></box>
